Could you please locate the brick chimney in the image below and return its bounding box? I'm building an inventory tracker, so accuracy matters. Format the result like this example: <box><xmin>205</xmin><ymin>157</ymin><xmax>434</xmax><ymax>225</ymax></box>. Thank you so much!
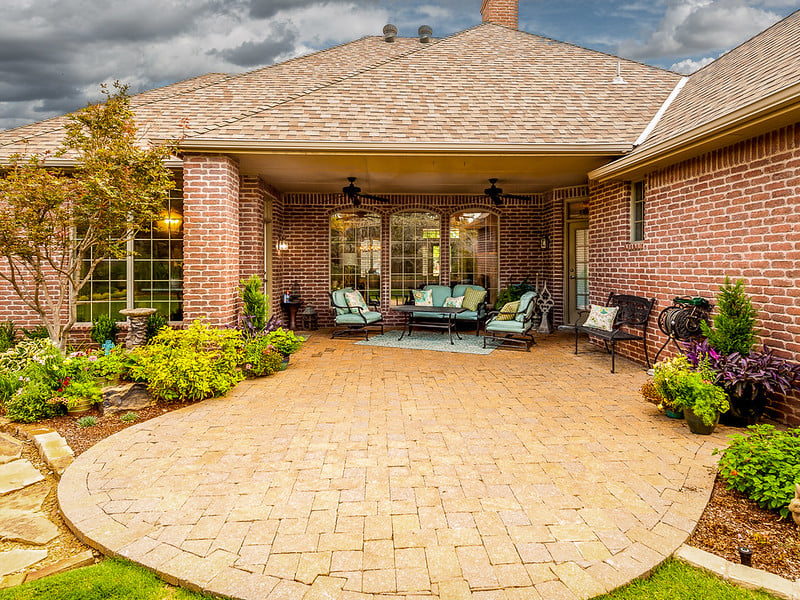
<box><xmin>480</xmin><ymin>0</ymin><xmax>518</xmax><ymax>30</ymax></box>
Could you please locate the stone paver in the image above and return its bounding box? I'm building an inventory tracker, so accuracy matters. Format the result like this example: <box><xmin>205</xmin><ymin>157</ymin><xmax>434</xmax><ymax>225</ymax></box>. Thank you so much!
<box><xmin>58</xmin><ymin>332</ymin><xmax>727</xmax><ymax>599</ymax></box>
<box><xmin>0</xmin><ymin>460</ymin><xmax>44</xmax><ymax>496</ymax></box>
<box><xmin>0</xmin><ymin>434</ymin><xmax>22</xmax><ymax>465</ymax></box>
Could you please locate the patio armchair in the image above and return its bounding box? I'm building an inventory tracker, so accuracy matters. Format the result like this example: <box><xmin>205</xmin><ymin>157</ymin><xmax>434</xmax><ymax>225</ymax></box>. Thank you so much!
<box><xmin>329</xmin><ymin>287</ymin><xmax>384</xmax><ymax>340</ymax></box>
<box><xmin>483</xmin><ymin>291</ymin><xmax>537</xmax><ymax>351</ymax></box>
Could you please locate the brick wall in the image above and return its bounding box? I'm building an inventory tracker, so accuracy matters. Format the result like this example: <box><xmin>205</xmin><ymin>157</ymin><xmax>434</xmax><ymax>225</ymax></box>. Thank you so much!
<box><xmin>480</xmin><ymin>0</ymin><xmax>518</xmax><ymax>29</ymax></box>
<box><xmin>182</xmin><ymin>155</ymin><xmax>241</xmax><ymax>327</ymax></box>
<box><xmin>590</xmin><ymin>123</ymin><xmax>800</xmax><ymax>423</ymax></box>
<box><xmin>279</xmin><ymin>193</ymin><xmax>547</xmax><ymax>328</ymax></box>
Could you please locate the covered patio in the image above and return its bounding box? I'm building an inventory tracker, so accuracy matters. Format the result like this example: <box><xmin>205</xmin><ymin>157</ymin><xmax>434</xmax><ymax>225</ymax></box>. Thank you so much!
<box><xmin>59</xmin><ymin>332</ymin><xmax>725</xmax><ymax>599</ymax></box>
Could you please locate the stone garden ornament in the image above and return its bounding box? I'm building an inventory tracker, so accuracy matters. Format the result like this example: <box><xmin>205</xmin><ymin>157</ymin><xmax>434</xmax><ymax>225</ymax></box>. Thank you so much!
<box><xmin>789</xmin><ymin>484</ymin><xmax>800</xmax><ymax>526</ymax></box>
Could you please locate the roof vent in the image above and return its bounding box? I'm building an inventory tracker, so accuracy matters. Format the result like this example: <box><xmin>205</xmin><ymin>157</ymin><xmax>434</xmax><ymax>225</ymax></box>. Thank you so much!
<box><xmin>418</xmin><ymin>25</ymin><xmax>433</xmax><ymax>43</ymax></box>
<box><xmin>383</xmin><ymin>24</ymin><xmax>398</xmax><ymax>43</ymax></box>
<box><xmin>612</xmin><ymin>61</ymin><xmax>627</xmax><ymax>85</ymax></box>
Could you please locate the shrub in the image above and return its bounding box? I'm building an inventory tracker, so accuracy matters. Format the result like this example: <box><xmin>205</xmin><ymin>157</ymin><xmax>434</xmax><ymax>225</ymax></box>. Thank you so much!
<box><xmin>129</xmin><ymin>320</ymin><xmax>244</xmax><ymax>402</ymax></box>
<box><xmin>0</xmin><ymin>321</ymin><xmax>16</xmax><ymax>352</ymax></box>
<box><xmin>4</xmin><ymin>379</ymin><xmax>61</xmax><ymax>422</ymax></box>
<box><xmin>715</xmin><ymin>424</ymin><xmax>800</xmax><ymax>518</ymax></box>
<box><xmin>495</xmin><ymin>279</ymin><xmax>537</xmax><ymax>310</ymax></box>
<box><xmin>145</xmin><ymin>312</ymin><xmax>169</xmax><ymax>342</ymax></box>
<box><xmin>264</xmin><ymin>328</ymin><xmax>303</xmax><ymax>355</ymax></box>
<box><xmin>21</xmin><ymin>325</ymin><xmax>49</xmax><ymax>340</ymax></box>
<box><xmin>90</xmin><ymin>314</ymin><xmax>119</xmax><ymax>345</ymax></box>
<box><xmin>88</xmin><ymin>348</ymin><xmax>135</xmax><ymax>382</ymax></box>
<box><xmin>77</xmin><ymin>415</ymin><xmax>98</xmax><ymax>427</ymax></box>
<box><xmin>240</xmin><ymin>336</ymin><xmax>283</xmax><ymax>378</ymax></box>
<box><xmin>701</xmin><ymin>277</ymin><xmax>758</xmax><ymax>356</ymax></box>
<box><xmin>120</xmin><ymin>411</ymin><xmax>138</xmax><ymax>423</ymax></box>
<box><xmin>653</xmin><ymin>355</ymin><xmax>729</xmax><ymax>425</ymax></box>
<box><xmin>240</xmin><ymin>275</ymin><xmax>269</xmax><ymax>333</ymax></box>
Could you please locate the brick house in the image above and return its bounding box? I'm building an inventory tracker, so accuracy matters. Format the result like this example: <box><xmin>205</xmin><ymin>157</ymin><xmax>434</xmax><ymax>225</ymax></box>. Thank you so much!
<box><xmin>1</xmin><ymin>1</ymin><xmax>798</xmax><ymax>420</ymax></box>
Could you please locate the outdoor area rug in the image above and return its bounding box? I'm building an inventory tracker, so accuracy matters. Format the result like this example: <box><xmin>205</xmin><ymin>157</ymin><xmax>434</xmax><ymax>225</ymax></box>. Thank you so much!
<box><xmin>356</xmin><ymin>330</ymin><xmax>501</xmax><ymax>355</ymax></box>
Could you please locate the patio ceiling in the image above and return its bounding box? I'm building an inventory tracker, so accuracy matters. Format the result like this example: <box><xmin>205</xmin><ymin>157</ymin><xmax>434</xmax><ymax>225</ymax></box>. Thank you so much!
<box><xmin>182</xmin><ymin>142</ymin><xmax>629</xmax><ymax>194</ymax></box>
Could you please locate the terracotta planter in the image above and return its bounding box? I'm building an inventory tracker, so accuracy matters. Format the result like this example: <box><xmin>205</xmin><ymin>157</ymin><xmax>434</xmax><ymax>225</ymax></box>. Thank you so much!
<box><xmin>684</xmin><ymin>407</ymin><xmax>719</xmax><ymax>435</ymax></box>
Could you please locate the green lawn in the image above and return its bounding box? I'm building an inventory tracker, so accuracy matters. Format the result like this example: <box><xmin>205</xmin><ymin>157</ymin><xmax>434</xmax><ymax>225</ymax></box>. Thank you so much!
<box><xmin>0</xmin><ymin>557</ymin><xmax>780</xmax><ymax>600</ymax></box>
<box><xmin>0</xmin><ymin>559</ymin><xmax>223</xmax><ymax>600</ymax></box>
<box><xmin>592</xmin><ymin>559</ymin><xmax>779</xmax><ymax>600</ymax></box>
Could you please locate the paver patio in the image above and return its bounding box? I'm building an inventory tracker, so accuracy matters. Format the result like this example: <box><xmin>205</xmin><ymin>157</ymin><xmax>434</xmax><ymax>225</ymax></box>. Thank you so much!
<box><xmin>58</xmin><ymin>331</ymin><xmax>726</xmax><ymax>599</ymax></box>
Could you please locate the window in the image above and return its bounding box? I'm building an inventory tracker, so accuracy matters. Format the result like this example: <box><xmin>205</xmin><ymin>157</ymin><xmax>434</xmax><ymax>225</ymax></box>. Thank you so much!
<box><xmin>330</xmin><ymin>211</ymin><xmax>382</xmax><ymax>302</ymax></box>
<box><xmin>449</xmin><ymin>211</ymin><xmax>499</xmax><ymax>304</ymax></box>
<box><xmin>76</xmin><ymin>182</ymin><xmax>184</xmax><ymax>322</ymax></box>
<box><xmin>390</xmin><ymin>211</ymin><xmax>440</xmax><ymax>301</ymax></box>
<box><xmin>631</xmin><ymin>180</ymin><xmax>645</xmax><ymax>242</ymax></box>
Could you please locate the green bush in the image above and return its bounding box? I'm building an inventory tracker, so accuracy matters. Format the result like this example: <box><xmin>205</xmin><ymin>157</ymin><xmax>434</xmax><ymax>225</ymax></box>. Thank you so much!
<box><xmin>715</xmin><ymin>424</ymin><xmax>800</xmax><ymax>518</ymax></box>
<box><xmin>240</xmin><ymin>274</ymin><xmax>269</xmax><ymax>333</ymax></box>
<box><xmin>90</xmin><ymin>314</ymin><xmax>119</xmax><ymax>345</ymax></box>
<box><xmin>89</xmin><ymin>348</ymin><xmax>134</xmax><ymax>382</ymax></box>
<box><xmin>653</xmin><ymin>355</ymin><xmax>729</xmax><ymax>425</ymax></box>
<box><xmin>145</xmin><ymin>312</ymin><xmax>169</xmax><ymax>342</ymax></box>
<box><xmin>21</xmin><ymin>325</ymin><xmax>49</xmax><ymax>340</ymax></box>
<box><xmin>0</xmin><ymin>338</ymin><xmax>66</xmax><ymax>422</ymax></box>
<box><xmin>3</xmin><ymin>379</ymin><xmax>61</xmax><ymax>423</ymax></box>
<box><xmin>240</xmin><ymin>336</ymin><xmax>283</xmax><ymax>378</ymax></box>
<box><xmin>0</xmin><ymin>321</ymin><xmax>17</xmax><ymax>352</ymax></box>
<box><xmin>264</xmin><ymin>328</ymin><xmax>303</xmax><ymax>355</ymax></box>
<box><xmin>120</xmin><ymin>412</ymin><xmax>138</xmax><ymax>423</ymax></box>
<box><xmin>701</xmin><ymin>277</ymin><xmax>758</xmax><ymax>356</ymax></box>
<box><xmin>129</xmin><ymin>320</ymin><xmax>244</xmax><ymax>402</ymax></box>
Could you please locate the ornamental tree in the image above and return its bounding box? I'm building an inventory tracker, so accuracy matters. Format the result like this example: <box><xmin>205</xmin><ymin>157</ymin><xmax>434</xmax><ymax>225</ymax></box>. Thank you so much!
<box><xmin>0</xmin><ymin>83</ymin><xmax>177</xmax><ymax>350</ymax></box>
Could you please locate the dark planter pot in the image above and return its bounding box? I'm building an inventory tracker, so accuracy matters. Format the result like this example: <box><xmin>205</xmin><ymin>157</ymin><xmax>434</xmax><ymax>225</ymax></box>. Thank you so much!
<box><xmin>278</xmin><ymin>354</ymin><xmax>290</xmax><ymax>371</ymax></box>
<box><xmin>665</xmin><ymin>408</ymin><xmax>684</xmax><ymax>419</ymax></box>
<box><xmin>720</xmin><ymin>381</ymin><xmax>767</xmax><ymax>427</ymax></box>
<box><xmin>684</xmin><ymin>407</ymin><xmax>719</xmax><ymax>435</ymax></box>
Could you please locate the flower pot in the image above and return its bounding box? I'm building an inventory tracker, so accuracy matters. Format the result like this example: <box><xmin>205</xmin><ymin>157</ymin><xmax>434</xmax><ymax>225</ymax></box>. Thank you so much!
<box><xmin>67</xmin><ymin>397</ymin><xmax>94</xmax><ymax>416</ymax></box>
<box><xmin>684</xmin><ymin>407</ymin><xmax>719</xmax><ymax>435</ymax></box>
<box><xmin>720</xmin><ymin>381</ymin><xmax>766</xmax><ymax>427</ymax></box>
<box><xmin>665</xmin><ymin>408</ymin><xmax>684</xmax><ymax>419</ymax></box>
<box><xmin>277</xmin><ymin>354</ymin><xmax>290</xmax><ymax>371</ymax></box>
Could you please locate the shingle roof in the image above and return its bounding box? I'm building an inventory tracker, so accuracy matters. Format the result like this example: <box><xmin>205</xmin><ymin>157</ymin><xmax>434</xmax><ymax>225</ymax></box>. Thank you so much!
<box><xmin>634</xmin><ymin>9</ymin><xmax>800</xmax><ymax>152</ymax></box>
<box><xmin>0</xmin><ymin>23</ymin><xmax>681</xmax><ymax>158</ymax></box>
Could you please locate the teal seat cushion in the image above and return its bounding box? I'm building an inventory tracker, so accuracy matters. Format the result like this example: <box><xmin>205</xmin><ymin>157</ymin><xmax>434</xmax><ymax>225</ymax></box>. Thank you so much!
<box><xmin>454</xmin><ymin>310</ymin><xmax>480</xmax><ymax>321</ymax></box>
<box><xmin>452</xmin><ymin>284</ymin><xmax>485</xmax><ymax>299</ymax></box>
<box><xmin>331</xmin><ymin>288</ymin><xmax>354</xmax><ymax>316</ymax></box>
<box><xmin>485</xmin><ymin>319</ymin><xmax>530</xmax><ymax>334</ymax></box>
<box><xmin>335</xmin><ymin>311</ymin><xmax>382</xmax><ymax>325</ymax></box>
<box><xmin>423</xmin><ymin>285</ymin><xmax>452</xmax><ymax>307</ymax></box>
<box><xmin>412</xmin><ymin>310</ymin><xmax>449</xmax><ymax>319</ymax></box>
<box><xmin>516</xmin><ymin>291</ymin><xmax>537</xmax><ymax>322</ymax></box>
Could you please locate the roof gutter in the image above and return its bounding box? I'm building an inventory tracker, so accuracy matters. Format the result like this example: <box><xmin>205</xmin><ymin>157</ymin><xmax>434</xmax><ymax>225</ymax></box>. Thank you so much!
<box><xmin>590</xmin><ymin>80</ymin><xmax>800</xmax><ymax>181</ymax></box>
<box><xmin>171</xmin><ymin>139</ymin><xmax>632</xmax><ymax>156</ymax></box>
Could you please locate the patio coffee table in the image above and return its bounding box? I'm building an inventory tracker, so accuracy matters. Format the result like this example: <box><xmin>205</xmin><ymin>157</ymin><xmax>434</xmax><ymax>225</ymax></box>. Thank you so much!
<box><xmin>391</xmin><ymin>305</ymin><xmax>466</xmax><ymax>345</ymax></box>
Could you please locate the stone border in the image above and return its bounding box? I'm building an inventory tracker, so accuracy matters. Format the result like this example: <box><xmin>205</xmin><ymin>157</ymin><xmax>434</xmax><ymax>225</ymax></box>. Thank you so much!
<box><xmin>675</xmin><ymin>545</ymin><xmax>800</xmax><ymax>600</ymax></box>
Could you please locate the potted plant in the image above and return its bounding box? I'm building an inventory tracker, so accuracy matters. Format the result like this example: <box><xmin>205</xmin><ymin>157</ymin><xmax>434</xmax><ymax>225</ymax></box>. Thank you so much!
<box><xmin>653</xmin><ymin>355</ymin><xmax>729</xmax><ymax>434</ymax></box>
<box><xmin>641</xmin><ymin>380</ymin><xmax>682</xmax><ymax>418</ymax></box>
<box><xmin>264</xmin><ymin>328</ymin><xmax>304</xmax><ymax>361</ymax></box>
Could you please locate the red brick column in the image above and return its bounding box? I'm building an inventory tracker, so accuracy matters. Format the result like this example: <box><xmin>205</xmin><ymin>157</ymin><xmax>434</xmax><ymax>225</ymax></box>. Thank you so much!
<box><xmin>182</xmin><ymin>155</ymin><xmax>240</xmax><ymax>327</ymax></box>
<box><xmin>480</xmin><ymin>0</ymin><xmax>518</xmax><ymax>29</ymax></box>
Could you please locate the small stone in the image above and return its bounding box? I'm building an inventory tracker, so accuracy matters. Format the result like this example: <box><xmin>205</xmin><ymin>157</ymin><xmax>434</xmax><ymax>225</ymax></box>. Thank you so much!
<box><xmin>0</xmin><ymin>549</ymin><xmax>47</xmax><ymax>577</ymax></box>
<box><xmin>102</xmin><ymin>382</ymin><xmax>154</xmax><ymax>416</ymax></box>
<box><xmin>24</xmin><ymin>550</ymin><xmax>96</xmax><ymax>582</ymax></box>
<box><xmin>0</xmin><ymin>460</ymin><xmax>44</xmax><ymax>496</ymax></box>
<box><xmin>32</xmin><ymin>432</ymin><xmax>74</xmax><ymax>478</ymax></box>
<box><xmin>0</xmin><ymin>435</ymin><xmax>22</xmax><ymax>465</ymax></box>
<box><xmin>0</xmin><ymin>511</ymin><xmax>59</xmax><ymax>545</ymax></box>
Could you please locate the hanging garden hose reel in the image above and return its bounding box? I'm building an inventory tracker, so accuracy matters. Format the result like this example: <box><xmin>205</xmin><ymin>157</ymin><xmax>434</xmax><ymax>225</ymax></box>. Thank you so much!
<box><xmin>653</xmin><ymin>296</ymin><xmax>713</xmax><ymax>362</ymax></box>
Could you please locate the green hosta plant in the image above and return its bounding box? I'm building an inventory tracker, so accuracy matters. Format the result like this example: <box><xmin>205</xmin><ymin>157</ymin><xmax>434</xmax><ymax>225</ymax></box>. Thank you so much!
<box><xmin>129</xmin><ymin>320</ymin><xmax>244</xmax><ymax>402</ymax></box>
<box><xmin>715</xmin><ymin>424</ymin><xmax>800</xmax><ymax>518</ymax></box>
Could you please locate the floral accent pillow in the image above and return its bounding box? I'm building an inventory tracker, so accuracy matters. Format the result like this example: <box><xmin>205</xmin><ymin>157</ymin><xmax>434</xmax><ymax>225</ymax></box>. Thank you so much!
<box><xmin>496</xmin><ymin>301</ymin><xmax>520</xmax><ymax>321</ymax></box>
<box><xmin>583</xmin><ymin>305</ymin><xmax>619</xmax><ymax>331</ymax></box>
<box><xmin>412</xmin><ymin>289</ymin><xmax>433</xmax><ymax>306</ymax></box>
<box><xmin>443</xmin><ymin>296</ymin><xmax>464</xmax><ymax>308</ymax></box>
<box><xmin>345</xmin><ymin>290</ymin><xmax>368</xmax><ymax>313</ymax></box>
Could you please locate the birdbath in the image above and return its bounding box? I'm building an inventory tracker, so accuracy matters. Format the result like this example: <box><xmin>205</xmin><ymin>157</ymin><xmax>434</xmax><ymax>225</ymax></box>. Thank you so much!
<box><xmin>119</xmin><ymin>308</ymin><xmax>157</xmax><ymax>349</ymax></box>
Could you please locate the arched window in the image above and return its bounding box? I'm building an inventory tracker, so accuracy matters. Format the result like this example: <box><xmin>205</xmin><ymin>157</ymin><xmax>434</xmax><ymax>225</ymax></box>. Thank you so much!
<box><xmin>450</xmin><ymin>211</ymin><xmax>499</xmax><ymax>304</ymax></box>
<box><xmin>330</xmin><ymin>211</ymin><xmax>382</xmax><ymax>302</ymax></box>
<box><xmin>390</xmin><ymin>211</ymin><xmax>441</xmax><ymax>301</ymax></box>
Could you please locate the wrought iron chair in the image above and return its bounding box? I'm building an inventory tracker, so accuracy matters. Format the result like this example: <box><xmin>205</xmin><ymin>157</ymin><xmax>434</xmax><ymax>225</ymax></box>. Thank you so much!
<box><xmin>483</xmin><ymin>291</ymin><xmax>537</xmax><ymax>351</ymax></box>
<box><xmin>329</xmin><ymin>288</ymin><xmax>383</xmax><ymax>340</ymax></box>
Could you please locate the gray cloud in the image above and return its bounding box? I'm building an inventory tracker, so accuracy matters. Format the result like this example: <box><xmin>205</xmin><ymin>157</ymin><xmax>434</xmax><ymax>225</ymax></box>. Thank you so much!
<box><xmin>209</xmin><ymin>24</ymin><xmax>299</xmax><ymax>66</ymax></box>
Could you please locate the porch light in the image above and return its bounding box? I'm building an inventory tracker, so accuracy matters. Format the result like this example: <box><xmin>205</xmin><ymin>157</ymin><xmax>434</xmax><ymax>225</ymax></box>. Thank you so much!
<box><xmin>161</xmin><ymin>211</ymin><xmax>182</xmax><ymax>229</ymax></box>
<box><xmin>276</xmin><ymin>236</ymin><xmax>289</xmax><ymax>254</ymax></box>
<box><xmin>539</xmin><ymin>232</ymin><xmax>550</xmax><ymax>250</ymax></box>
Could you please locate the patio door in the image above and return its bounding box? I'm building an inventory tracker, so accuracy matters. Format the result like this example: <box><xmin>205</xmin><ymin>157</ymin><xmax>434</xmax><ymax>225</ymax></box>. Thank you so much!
<box><xmin>566</xmin><ymin>219</ymin><xmax>589</xmax><ymax>324</ymax></box>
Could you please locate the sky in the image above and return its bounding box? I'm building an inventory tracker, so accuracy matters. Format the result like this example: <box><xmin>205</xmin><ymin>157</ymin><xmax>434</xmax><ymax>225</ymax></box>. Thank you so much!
<box><xmin>1</xmin><ymin>0</ymin><xmax>798</xmax><ymax>132</ymax></box>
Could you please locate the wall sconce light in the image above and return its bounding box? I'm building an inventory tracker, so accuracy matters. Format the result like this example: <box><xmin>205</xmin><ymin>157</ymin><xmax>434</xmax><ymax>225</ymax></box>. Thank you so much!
<box><xmin>539</xmin><ymin>233</ymin><xmax>550</xmax><ymax>250</ymax></box>
<box><xmin>276</xmin><ymin>236</ymin><xmax>288</xmax><ymax>254</ymax></box>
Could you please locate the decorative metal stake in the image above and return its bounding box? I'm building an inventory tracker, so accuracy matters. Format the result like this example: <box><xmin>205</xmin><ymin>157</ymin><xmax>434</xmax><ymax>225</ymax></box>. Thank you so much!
<box><xmin>536</xmin><ymin>282</ymin><xmax>554</xmax><ymax>334</ymax></box>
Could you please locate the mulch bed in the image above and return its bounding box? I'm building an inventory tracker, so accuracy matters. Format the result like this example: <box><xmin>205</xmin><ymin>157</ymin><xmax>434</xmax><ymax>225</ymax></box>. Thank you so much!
<box><xmin>39</xmin><ymin>405</ymin><xmax>800</xmax><ymax>582</ymax></box>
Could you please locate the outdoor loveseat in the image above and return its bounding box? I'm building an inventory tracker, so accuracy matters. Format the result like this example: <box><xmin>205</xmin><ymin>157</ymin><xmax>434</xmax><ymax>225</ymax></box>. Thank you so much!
<box><xmin>406</xmin><ymin>284</ymin><xmax>488</xmax><ymax>334</ymax></box>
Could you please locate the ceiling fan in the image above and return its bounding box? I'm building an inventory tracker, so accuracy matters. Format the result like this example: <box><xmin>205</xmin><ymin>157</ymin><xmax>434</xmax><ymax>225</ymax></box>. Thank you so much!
<box><xmin>341</xmin><ymin>177</ymin><xmax>391</xmax><ymax>207</ymax></box>
<box><xmin>483</xmin><ymin>178</ymin><xmax>532</xmax><ymax>205</ymax></box>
